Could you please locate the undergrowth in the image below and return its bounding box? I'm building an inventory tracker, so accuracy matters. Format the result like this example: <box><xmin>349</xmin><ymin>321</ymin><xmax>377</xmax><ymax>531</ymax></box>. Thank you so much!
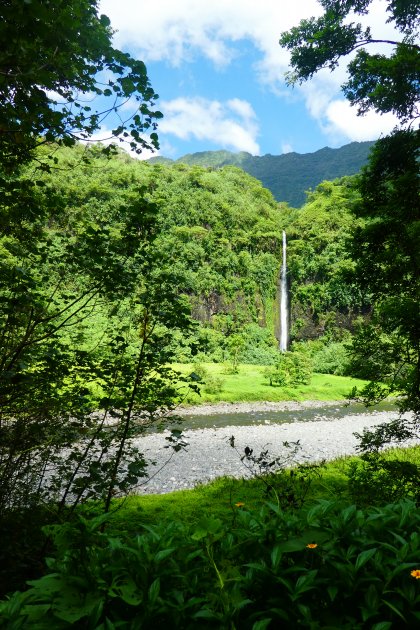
<box><xmin>1</xmin><ymin>499</ymin><xmax>420</xmax><ymax>628</ymax></box>
<box><xmin>1</xmin><ymin>446</ymin><xmax>419</xmax><ymax>628</ymax></box>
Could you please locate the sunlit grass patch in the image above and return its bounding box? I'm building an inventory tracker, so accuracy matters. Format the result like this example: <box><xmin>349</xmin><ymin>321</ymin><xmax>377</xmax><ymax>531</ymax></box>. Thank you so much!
<box><xmin>173</xmin><ymin>362</ymin><xmax>369</xmax><ymax>404</ymax></box>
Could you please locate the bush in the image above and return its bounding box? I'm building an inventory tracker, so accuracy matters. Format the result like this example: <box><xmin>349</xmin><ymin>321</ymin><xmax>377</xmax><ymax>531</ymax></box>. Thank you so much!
<box><xmin>239</xmin><ymin>324</ymin><xmax>279</xmax><ymax>365</ymax></box>
<box><xmin>0</xmin><ymin>506</ymin><xmax>52</xmax><ymax>598</ymax></box>
<box><xmin>348</xmin><ymin>453</ymin><xmax>420</xmax><ymax>506</ymax></box>
<box><xmin>202</xmin><ymin>375</ymin><xmax>225</xmax><ymax>394</ymax></box>
<box><xmin>312</xmin><ymin>341</ymin><xmax>351</xmax><ymax>375</ymax></box>
<box><xmin>2</xmin><ymin>500</ymin><xmax>420</xmax><ymax>628</ymax></box>
<box><xmin>191</xmin><ymin>326</ymin><xmax>227</xmax><ymax>363</ymax></box>
<box><xmin>189</xmin><ymin>362</ymin><xmax>208</xmax><ymax>381</ymax></box>
<box><xmin>265</xmin><ymin>351</ymin><xmax>312</xmax><ymax>387</ymax></box>
<box><xmin>188</xmin><ymin>364</ymin><xmax>224</xmax><ymax>394</ymax></box>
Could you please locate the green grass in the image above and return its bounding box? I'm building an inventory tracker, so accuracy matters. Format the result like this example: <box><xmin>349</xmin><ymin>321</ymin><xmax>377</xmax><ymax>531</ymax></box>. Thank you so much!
<box><xmin>174</xmin><ymin>362</ymin><xmax>369</xmax><ymax>405</ymax></box>
<box><xmin>103</xmin><ymin>445</ymin><xmax>420</xmax><ymax>536</ymax></box>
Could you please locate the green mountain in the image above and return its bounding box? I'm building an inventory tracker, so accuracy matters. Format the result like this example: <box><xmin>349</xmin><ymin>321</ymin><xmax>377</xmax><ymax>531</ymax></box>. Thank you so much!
<box><xmin>149</xmin><ymin>141</ymin><xmax>375</xmax><ymax>207</ymax></box>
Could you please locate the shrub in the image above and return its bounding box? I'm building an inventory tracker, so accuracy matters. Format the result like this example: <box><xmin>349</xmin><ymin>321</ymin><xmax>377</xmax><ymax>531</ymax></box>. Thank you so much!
<box><xmin>348</xmin><ymin>453</ymin><xmax>420</xmax><ymax>506</ymax></box>
<box><xmin>221</xmin><ymin>361</ymin><xmax>239</xmax><ymax>375</ymax></box>
<box><xmin>2</xmin><ymin>500</ymin><xmax>420</xmax><ymax>628</ymax></box>
<box><xmin>265</xmin><ymin>351</ymin><xmax>312</xmax><ymax>387</ymax></box>
<box><xmin>187</xmin><ymin>363</ymin><xmax>224</xmax><ymax>394</ymax></box>
<box><xmin>191</xmin><ymin>327</ymin><xmax>226</xmax><ymax>363</ymax></box>
<box><xmin>202</xmin><ymin>375</ymin><xmax>225</xmax><ymax>394</ymax></box>
<box><xmin>189</xmin><ymin>362</ymin><xmax>208</xmax><ymax>381</ymax></box>
<box><xmin>239</xmin><ymin>324</ymin><xmax>279</xmax><ymax>365</ymax></box>
<box><xmin>311</xmin><ymin>341</ymin><xmax>351</xmax><ymax>375</ymax></box>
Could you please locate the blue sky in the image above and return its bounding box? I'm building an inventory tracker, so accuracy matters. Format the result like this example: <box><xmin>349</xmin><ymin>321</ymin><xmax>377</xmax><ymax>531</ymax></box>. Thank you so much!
<box><xmin>96</xmin><ymin>0</ymin><xmax>400</xmax><ymax>159</ymax></box>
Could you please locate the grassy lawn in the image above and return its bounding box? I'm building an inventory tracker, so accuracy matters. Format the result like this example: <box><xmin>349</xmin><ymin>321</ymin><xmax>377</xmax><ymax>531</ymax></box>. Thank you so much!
<box><xmin>173</xmin><ymin>362</ymin><xmax>369</xmax><ymax>405</ymax></box>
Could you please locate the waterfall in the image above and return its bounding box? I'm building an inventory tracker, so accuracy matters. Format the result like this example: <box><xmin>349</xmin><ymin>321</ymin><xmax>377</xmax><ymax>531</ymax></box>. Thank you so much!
<box><xmin>279</xmin><ymin>230</ymin><xmax>288</xmax><ymax>352</ymax></box>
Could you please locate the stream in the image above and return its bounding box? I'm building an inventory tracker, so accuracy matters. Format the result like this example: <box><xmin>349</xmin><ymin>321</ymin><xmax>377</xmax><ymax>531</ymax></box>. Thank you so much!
<box><xmin>172</xmin><ymin>400</ymin><xmax>399</xmax><ymax>431</ymax></box>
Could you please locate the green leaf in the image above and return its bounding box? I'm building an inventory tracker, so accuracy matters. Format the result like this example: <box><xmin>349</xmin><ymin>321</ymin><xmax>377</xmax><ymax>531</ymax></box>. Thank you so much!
<box><xmin>20</xmin><ymin>603</ymin><xmax>51</xmax><ymax>622</ymax></box>
<box><xmin>355</xmin><ymin>547</ymin><xmax>377</xmax><ymax>571</ymax></box>
<box><xmin>327</xmin><ymin>586</ymin><xmax>338</xmax><ymax>602</ymax></box>
<box><xmin>115</xmin><ymin>579</ymin><xmax>142</xmax><ymax>606</ymax></box>
<box><xmin>193</xmin><ymin>609</ymin><xmax>220</xmax><ymax>620</ymax></box>
<box><xmin>154</xmin><ymin>547</ymin><xmax>175</xmax><ymax>563</ymax></box>
<box><xmin>341</xmin><ymin>504</ymin><xmax>357</xmax><ymax>523</ymax></box>
<box><xmin>252</xmin><ymin>619</ymin><xmax>272</xmax><ymax>630</ymax></box>
<box><xmin>271</xmin><ymin>545</ymin><xmax>282</xmax><ymax>569</ymax></box>
<box><xmin>148</xmin><ymin>578</ymin><xmax>160</xmax><ymax>604</ymax></box>
<box><xmin>381</xmin><ymin>599</ymin><xmax>407</xmax><ymax>622</ymax></box>
<box><xmin>191</xmin><ymin>517</ymin><xmax>223</xmax><ymax>540</ymax></box>
<box><xmin>295</xmin><ymin>570</ymin><xmax>317</xmax><ymax>595</ymax></box>
<box><xmin>398</xmin><ymin>500</ymin><xmax>413</xmax><ymax>527</ymax></box>
<box><xmin>364</xmin><ymin>583</ymin><xmax>379</xmax><ymax>611</ymax></box>
<box><xmin>277</xmin><ymin>539</ymin><xmax>307</xmax><ymax>552</ymax></box>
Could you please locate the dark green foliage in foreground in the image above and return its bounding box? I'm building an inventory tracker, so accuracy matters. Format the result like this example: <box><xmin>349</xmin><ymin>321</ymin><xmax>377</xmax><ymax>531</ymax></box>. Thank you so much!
<box><xmin>149</xmin><ymin>141</ymin><xmax>375</xmax><ymax>207</ymax></box>
<box><xmin>1</xmin><ymin>499</ymin><xmax>420</xmax><ymax>628</ymax></box>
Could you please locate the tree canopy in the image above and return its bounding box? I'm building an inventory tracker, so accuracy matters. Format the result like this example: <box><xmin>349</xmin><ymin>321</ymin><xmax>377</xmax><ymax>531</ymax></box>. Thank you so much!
<box><xmin>0</xmin><ymin>0</ymin><xmax>162</xmax><ymax>168</ymax></box>
<box><xmin>280</xmin><ymin>0</ymin><xmax>419</xmax><ymax>123</ymax></box>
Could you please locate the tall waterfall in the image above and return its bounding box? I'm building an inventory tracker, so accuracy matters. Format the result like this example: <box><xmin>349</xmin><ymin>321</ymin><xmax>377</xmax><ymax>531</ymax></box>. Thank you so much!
<box><xmin>279</xmin><ymin>230</ymin><xmax>288</xmax><ymax>352</ymax></box>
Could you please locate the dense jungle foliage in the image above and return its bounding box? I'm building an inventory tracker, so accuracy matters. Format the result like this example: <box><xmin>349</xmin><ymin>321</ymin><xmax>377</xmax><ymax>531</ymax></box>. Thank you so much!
<box><xmin>15</xmin><ymin>144</ymin><xmax>369</xmax><ymax>370</ymax></box>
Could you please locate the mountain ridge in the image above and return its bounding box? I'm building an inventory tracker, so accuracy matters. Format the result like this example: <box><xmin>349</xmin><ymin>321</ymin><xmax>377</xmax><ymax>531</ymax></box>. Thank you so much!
<box><xmin>148</xmin><ymin>141</ymin><xmax>375</xmax><ymax>207</ymax></box>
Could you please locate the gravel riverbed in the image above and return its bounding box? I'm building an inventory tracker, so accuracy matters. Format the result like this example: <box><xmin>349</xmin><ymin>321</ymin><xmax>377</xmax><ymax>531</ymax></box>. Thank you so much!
<box><xmin>131</xmin><ymin>404</ymin><xmax>417</xmax><ymax>495</ymax></box>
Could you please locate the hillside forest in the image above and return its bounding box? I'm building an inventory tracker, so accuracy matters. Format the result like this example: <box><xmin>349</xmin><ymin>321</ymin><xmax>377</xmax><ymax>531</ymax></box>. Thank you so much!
<box><xmin>148</xmin><ymin>140</ymin><xmax>375</xmax><ymax>207</ymax></box>
<box><xmin>3</xmin><ymin>142</ymin><xmax>371</xmax><ymax>390</ymax></box>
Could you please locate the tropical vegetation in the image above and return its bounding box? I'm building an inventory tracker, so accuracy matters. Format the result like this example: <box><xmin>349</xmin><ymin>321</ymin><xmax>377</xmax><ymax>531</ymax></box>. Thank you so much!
<box><xmin>149</xmin><ymin>140</ymin><xmax>375</xmax><ymax>207</ymax></box>
<box><xmin>0</xmin><ymin>0</ymin><xmax>419</xmax><ymax>627</ymax></box>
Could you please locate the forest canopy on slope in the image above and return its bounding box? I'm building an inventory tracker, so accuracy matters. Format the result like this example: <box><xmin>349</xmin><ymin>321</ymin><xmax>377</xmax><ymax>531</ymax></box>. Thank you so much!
<box><xmin>18</xmin><ymin>143</ymin><xmax>368</xmax><ymax>369</ymax></box>
<box><xmin>148</xmin><ymin>141</ymin><xmax>374</xmax><ymax>207</ymax></box>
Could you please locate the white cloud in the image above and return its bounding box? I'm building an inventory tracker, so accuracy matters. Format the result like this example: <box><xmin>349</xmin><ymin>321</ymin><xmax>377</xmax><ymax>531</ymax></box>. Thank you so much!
<box><xmin>322</xmin><ymin>100</ymin><xmax>398</xmax><ymax>143</ymax></box>
<box><xmin>227</xmin><ymin>98</ymin><xmax>255</xmax><ymax>121</ymax></box>
<box><xmin>159</xmin><ymin>97</ymin><xmax>260</xmax><ymax>154</ymax></box>
<box><xmin>80</xmin><ymin>125</ymin><xmax>160</xmax><ymax>160</ymax></box>
<box><xmin>281</xmin><ymin>142</ymin><xmax>293</xmax><ymax>154</ymax></box>
<box><xmin>99</xmin><ymin>0</ymin><xmax>405</xmax><ymax>145</ymax></box>
<box><xmin>99</xmin><ymin>0</ymin><xmax>321</xmax><ymax>72</ymax></box>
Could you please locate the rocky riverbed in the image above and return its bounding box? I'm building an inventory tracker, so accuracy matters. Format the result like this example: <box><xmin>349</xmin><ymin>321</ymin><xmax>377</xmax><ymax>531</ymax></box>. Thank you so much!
<box><xmin>130</xmin><ymin>403</ymin><xmax>417</xmax><ymax>495</ymax></box>
<box><xmin>174</xmin><ymin>399</ymin><xmax>341</xmax><ymax>416</ymax></box>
